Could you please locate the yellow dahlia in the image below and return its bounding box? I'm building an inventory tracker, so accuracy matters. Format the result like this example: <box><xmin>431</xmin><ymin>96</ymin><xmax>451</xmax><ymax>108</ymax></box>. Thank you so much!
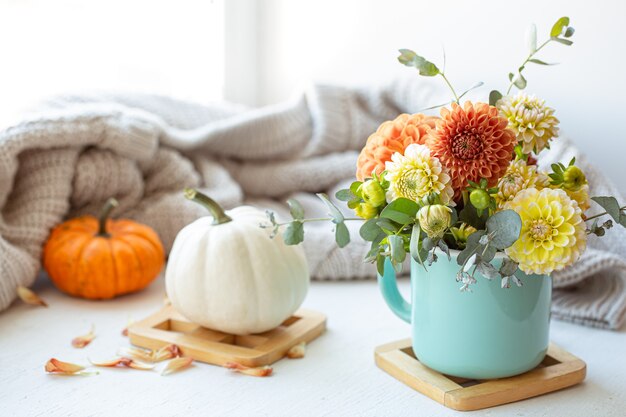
<box><xmin>495</xmin><ymin>159</ymin><xmax>543</xmax><ymax>207</ymax></box>
<box><xmin>385</xmin><ymin>144</ymin><xmax>454</xmax><ymax>205</ymax></box>
<box><xmin>504</xmin><ymin>187</ymin><xmax>586</xmax><ymax>275</ymax></box>
<box><xmin>356</xmin><ymin>113</ymin><xmax>438</xmax><ymax>181</ymax></box>
<box><xmin>497</xmin><ymin>93</ymin><xmax>559</xmax><ymax>154</ymax></box>
<box><xmin>425</xmin><ymin>101</ymin><xmax>516</xmax><ymax>199</ymax></box>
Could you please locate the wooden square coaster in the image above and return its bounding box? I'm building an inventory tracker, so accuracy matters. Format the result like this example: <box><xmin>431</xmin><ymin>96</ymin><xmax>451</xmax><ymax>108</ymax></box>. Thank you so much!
<box><xmin>375</xmin><ymin>338</ymin><xmax>586</xmax><ymax>411</ymax></box>
<box><xmin>128</xmin><ymin>305</ymin><xmax>326</xmax><ymax>367</ymax></box>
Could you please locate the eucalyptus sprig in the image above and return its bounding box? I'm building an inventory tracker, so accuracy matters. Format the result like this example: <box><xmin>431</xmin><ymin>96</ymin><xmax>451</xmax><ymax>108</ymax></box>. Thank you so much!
<box><xmin>489</xmin><ymin>16</ymin><xmax>575</xmax><ymax>104</ymax></box>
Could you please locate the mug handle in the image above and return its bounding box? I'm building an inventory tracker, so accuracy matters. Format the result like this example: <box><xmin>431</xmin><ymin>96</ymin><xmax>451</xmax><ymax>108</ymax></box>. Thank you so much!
<box><xmin>377</xmin><ymin>257</ymin><xmax>411</xmax><ymax>323</ymax></box>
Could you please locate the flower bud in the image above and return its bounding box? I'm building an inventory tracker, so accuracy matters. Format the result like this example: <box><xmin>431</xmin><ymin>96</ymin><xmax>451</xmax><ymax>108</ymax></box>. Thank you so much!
<box><xmin>355</xmin><ymin>202</ymin><xmax>378</xmax><ymax>220</ymax></box>
<box><xmin>417</xmin><ymin>205</ymin><xmax>452</xmax><ymax>239</ymax></box>
<box><xmin>450</xmin><ymin>223</ymin><xmax>477</xmax><ymax>248</ymax></box>
<box><xmin>359</xmin><ymin>180</ymin><xmax>386</xmax><ymax>207</ymax></box>
<box><xmin>562</xmin><ymin>166</ymin><xmax>586</xmax><ymax>191</ymax></box>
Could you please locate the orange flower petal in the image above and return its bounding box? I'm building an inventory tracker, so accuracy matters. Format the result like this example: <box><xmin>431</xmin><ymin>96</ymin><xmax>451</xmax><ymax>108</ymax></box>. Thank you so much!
<box><xmin>45</xmin><ymin>358</ymin><xmax>85</xmax><ymax>374</ymax></box>
<box><xmin>224</xmin><ymin>362</ymin><xmax>273</xmax><ymax>377</ymax></box>
<box><xmin>153</xmin><ymin>344</ymin><xmax>181</xmax><ymax>362</ymax></box>
<box><xmin>90</xmin><ymin>357</ymin><xmax>154</xmax><ymax>370</ymax></box>
<box><xmin>117</xmin><ymin>346</ymin><xmax>153</xmax><ymax>362</ymax></box>
<box><xmin>17</xmin><ymin>286</ymin><xmax>47</xmax><ymax>307</ymax></box>
<box><xmin>161</xmin><ymin>357</ymin><xmax>193</xmax><ymax>376</ymax></box>
<box><xmin>286</xmin><ymin>342</ymin><xmax>306</xmax><ymax>359</ymax></box>
<box><xmin>72</xmin><ymin>325</ymin><xmax>96</xmax><ymax>348</ymax></box>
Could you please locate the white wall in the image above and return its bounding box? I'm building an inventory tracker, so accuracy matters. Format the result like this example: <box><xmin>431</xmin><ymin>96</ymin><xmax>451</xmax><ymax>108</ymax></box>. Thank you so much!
<box><xmin>241</xmin><ymin>0</ymin><xmax>626</xmax><ymax>194</ymax></box>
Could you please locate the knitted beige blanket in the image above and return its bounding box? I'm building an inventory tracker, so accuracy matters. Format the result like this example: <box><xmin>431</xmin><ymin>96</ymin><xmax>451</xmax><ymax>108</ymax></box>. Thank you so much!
<box><xmin>1</xmin><ymin>81</ymin><xmax>625</xmax><ymax>329</ymax></box>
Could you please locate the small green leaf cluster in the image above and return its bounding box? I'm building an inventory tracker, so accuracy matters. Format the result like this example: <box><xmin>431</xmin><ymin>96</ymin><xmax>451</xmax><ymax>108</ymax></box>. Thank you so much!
<box><xmin>336</xmin><ymin>173</ymin><xmax>389</xmax><ymax>220</ymax></box>
<box><xmin>548</xmin><ymin>158</ymin><xmax>587</xmax><ymax>191</ymax></box>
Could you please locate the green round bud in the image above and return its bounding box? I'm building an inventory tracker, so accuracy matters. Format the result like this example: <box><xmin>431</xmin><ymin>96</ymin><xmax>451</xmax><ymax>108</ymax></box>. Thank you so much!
<box><xmin>355</xmin><ymin>202</ymin><xmax>378</xmax><ymax>220</ymax></box>
<box><xmin>469</xmin><ymin>189</ymin><xmax>490</xmax><ymax>210</ymax></box>
<box><xmin>359</xmin><ymin>180</ymin><xmax>386</xmax><ymax>207</ymax></box>
<box><xmin>563</xmin><ymin>166</ymin><xmax>586</xmax><ymax>191</ymax></box>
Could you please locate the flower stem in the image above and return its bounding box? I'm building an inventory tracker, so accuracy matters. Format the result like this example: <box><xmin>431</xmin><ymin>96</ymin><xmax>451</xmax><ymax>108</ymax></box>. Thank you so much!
<box><xmin>440</xmin><ymin>73</ymin><xmax>460</xmax><ymax>103</ymax></box>
<box><xmin>184</xmin><ymin>188</ymin><xmax>232</xmax><ymax>225</ymax></box>
<box><xmin>505</xmin><ymin>39</ymin><xmax>552</xmax><ymax>95</ymax></box>
<box><xmin>274</xmin><ymin>217</ymin><xmax>362</xmax><ymax>227</ymax></box>
<box><xmin>584</xmin><ymin>206</ymin><xmax>626</xmax><ymax>222</ymax></box>
<box><xmin>97</xmin><ymin>198</ymin><xmax>119</xmax><ymax>237</ymax></box>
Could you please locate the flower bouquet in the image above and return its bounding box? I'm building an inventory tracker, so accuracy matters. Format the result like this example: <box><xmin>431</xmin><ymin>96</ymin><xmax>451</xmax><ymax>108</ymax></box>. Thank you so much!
<box><xmin>265</xmin><ymin>16</ymin><xmax>624</xmax><ymax>291</ymax></box>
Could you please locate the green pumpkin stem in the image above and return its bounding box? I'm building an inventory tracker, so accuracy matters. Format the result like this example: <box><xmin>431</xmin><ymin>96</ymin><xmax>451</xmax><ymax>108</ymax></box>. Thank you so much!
<box><xmin>98</xmin><ymin>198</ymin><xmax>119</xmax><ymax>237</ymax></box>
<box><xmin>184</xmin><ymin>188</ymin><xmax>232</xmax><ymax>225</ymax></box>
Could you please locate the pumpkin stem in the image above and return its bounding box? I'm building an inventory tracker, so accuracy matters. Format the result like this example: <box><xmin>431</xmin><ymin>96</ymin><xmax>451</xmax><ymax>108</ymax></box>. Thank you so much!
<box><xmin>98</xmin><ymin>198</ymin><xmax>119</xmax><ymax>237</ymax></box>
<box><xmin>184</xmin><ymin>188</ymin><xmax>232</xmax><ymax>225</ymax></box>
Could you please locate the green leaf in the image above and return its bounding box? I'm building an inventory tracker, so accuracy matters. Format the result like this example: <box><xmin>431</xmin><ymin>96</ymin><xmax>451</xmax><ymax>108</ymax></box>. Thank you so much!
<box><xmin>550</xmin><ymin>16</ymin><xmax>570</xmax><ymax>37</ymax></box>
<box><xmin>397</xmin><ymin>49</ymin><xmax>440</xmax><ymax>76</ymax></box>
<box><xmin>377</xmin><ymin>218</ymin><xmax>399</xmax><ymax>234</ymax></box>
<box><xmin>335</xmin><ymin>189</ymin><xmax>354</xmax><ymax>202</ymax></box>
<box><xmin>591</xmin><ymin>196</ymin><xmax>622</xmax><ymax>222</ymax></box>
<box><xmin>409</xmin><ymin>224</ymin><xmax>427</xmax><ymax>270</ymax></box>
<box><xmin>489</xmin><ymin>90</ymin><xmax>503</xmax><ymax>106</ymax></box>
<box><xmin>360</xmin><ymin>218</ymin><xmax>381</xmax><ymax>241</ymax></box>
<box><xmin>388</xmin><ymin>235</ymin><xmax>406</xmax><ymax>264</ymax></box>
<box><xmin>500</xmin><ymin>257</ymin><xmax>519</xmax><ymax>277</ymax></box>
<box><xmin>457</xmin><ymin>230</ymin><xmax>485</xmax><ymax>266</ymax></box>
<box><xmin>316</xmin><ymin>193</ymin><xmax>344</xmax><ymax>224</ymax></box>
<box><xmin>486</xmin><ymin>210</ymin><xmax>522</xmax><ymax>250</ymax></box>
<box><xmin>620</xmin><ymin>214</ymin><xmax>626</xmax><ymax>228</ymax></box>
<box><xmin>380</xmin><ymin>198</ymin><xmax>419</xmax><ymax>225</ymax></box>
<box><xmin>350</xmin><ymin>181</ymin><xmax>363</xmax><ymax>197</ymax></box>
<box><xmin>477</xmin><ymin>261</ymin><xmax>499</xmax><ymax>280</ymax></box>
<box><xmin>335</xmin><ymin>222</ymin><xmax>350</xmax><ymax>248</ymax></box>
<box><xmin>287</xmin><ymin>198</ymin><xmax>305</xmax><ymax>220</ymax></box>
<box><xmin>513</xmin><ymin>72</ymin><xmax>527</xmax><ymax>90</ymax></box>
<box><xmin>376</xmin><ymin>254</ymin><xmax>385</xmax><ymax>276</ymax></box>
<box><xmin>564</xmin><ymin>27</ymin><xmax>575</xmax><ymax>38</ymax></box>
<box><xmin>459</xmin><ymin>201</ymin><xmax>488</xmax><ymax>230</ymax></box>
<box><xmin>283</xmin><ymin>221</ymin><xmax>304</xmax><ymax>245</ymax></box>
<box><xmin>528</xmin><ymin>59</ymin><xmax>556</xmax><ymax>66</ymax></box>
<box><xmin>552</xmin><ymin>38</ymin><xmax>573</xmax><ymax>46</ymax></box>
<box><xmin>422</xmin><ymin>237</ymin><xmax>435</xmax><ymax>252</ymax></box>
<box><xmin>526</xmin><ymin>23</ymin><xmax>537</xmax><ymax>53</ymax></box>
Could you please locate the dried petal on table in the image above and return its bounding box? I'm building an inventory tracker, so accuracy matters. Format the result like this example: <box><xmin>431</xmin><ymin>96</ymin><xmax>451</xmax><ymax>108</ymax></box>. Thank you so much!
<box><xmin>117</xmin><ymin>346</ymin><xmax>154</xmax><ymax>362</ymax></box>
<box><xmin>121</xmin><ymin>318</ymin><xmax>134</xmax><ymax>337</ymax></box>
<box><xmin>17</xmin><ymin>286</ymin><xmax>48</xmax><ymax>307</ymax></box>
<box><xmin>45</xmin><ymin>358</ymin><xmax>92</xmax><ymax>375</ymax></box>
<box><xmin>90</xmin><ymin>357</ymin><xmax>154</xmax><ymax>370</ymax></box>
<box><xmin>153</xmin><ymin>344</ymin><xmax>181</xmax><ymax>362</ymax></box>
<box><xmin>224</xmin><ymin>362</ymin><xmax>273</xmax><ymax>377</ymax></box>
<box><xmin>72</xmin><ymin>325</ymin><xmax>96</xmax><ymax>348</ymax></box>
<box><xmin>161</xmin><ymin>357</ymin><xmax>193</xmax><ymax>376</ymax></box>
<box><xmin>286</xmin><ymin>342</ymin><xmax>306</xmax><ymax>359</ymax></box>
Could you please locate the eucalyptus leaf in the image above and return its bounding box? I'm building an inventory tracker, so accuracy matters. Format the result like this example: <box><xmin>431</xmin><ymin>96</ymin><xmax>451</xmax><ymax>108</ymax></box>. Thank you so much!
<box><xmin>376</xmin><ymin>254</ymin><xmax>385</xmax><ymax>276</ymax></box>
<box><xmin>335</xmin><ymin>189</ymin><xmax>354</xmax><ymax>202</ymax></box>
<box><xmin>410</xmin><ymin>224</ymin><xmax>427</xmax><ymax>269</ymax></box>
<box><xmin>335</xmin><ymin>222</ymin><xmax>350</xmax><ymax>248</ymax></box>
<box><xmin>512</xmin><ymin>276</ymin><xmax>523</xmax><ymax>287</ymax></box>
<box><xmin>388</xmin><ymin>235</ymin><xmax>406</xmax><ymax>264</ymax></box>
<box><xmin>591</xmin><ymin>196</ymin><xmax>621</xmax><ymax>222</ymax></box>
<box><xmin>397</xmin><ymin>49</ymin><xmax>440</xmax><ymax>76</ymax></box>
<box><xmin>489</xmin><ymin>90</ymin><xmax>503</xmax><ymax>106</ymax></box>
<box><xmin>380</xmin><ymin>209</ymin><xmax>413</xmax><ymax>225</ymax></box>
<box><xmin>283</xmin><ymin>221</ymin><xmax>304</xmax><ymax>245</ymax></box>
<box><xmin>528</xmin><ymin>58</ymin><xmax>556</xmax><ymax>66</ymax></box>
<box><xmin>481</xmin><ymin>244</ymin><xmax>497</xmax><ymax>263</ymax></box>
<box><xmin>381</xmin><ymin>198</ymin><xmax>419</xmax><ymax>218</ymax></box>
<box><xmin>360</xmin><ymin>218</ymin><xmax>381</xmax><ymax>241</ymax></box>
<box><xmin>422</xmin><ymin>237</ymin><xmax>435</xmax><ymax>252</ymax></box>
<box><xmin>550</xmin><ymin>16</ymin><xmax>570</xmax><ymax>38</ymax></box>
<box><xmin>438</xmin><ymin>239</ymin><xmax>451</xmax><ymax>261</ymax></box>
<box><xmin>457</xmin><ymin>230</ymin><xmax>485</xmax><ymax>266</ymax></box>
<box><xmin>426</xmin><ymin>250</ymin><xmax>438</xmax><ymax>266</ymax></box>
<box><xmin>552</xmin><ymin>38</ymin><xmax>573</xmax><ymax>46</ymax></box>
<box><xmin>501</xmin><ymin>276</ymin><xmax>511</xmax><ymax>289</ymax></box>
<box><xmin>526</xmin><ymin>23</ymin><xmax>537</xmax><ymax>53</ymax></box>
<box><xmin>477</xmin><ymin>261</ymin><xmax>499</xmax><ymax>280</ymax></box>
<box><xmin>513</xmin><ymin>72</ymin><xmax>527</xmax><ymax>90</ymax></box>
<box><xmin>499</xmin><ymin>257</ymin><xmax>519</xmax><ymax>277</ymax></box>
<box><xmin>316</xmin><ymin>193</ymin><xmax>344</xmax><ymax>224</ymax></box>
<box><xmin>287</xmin><ymin>198</ymin><xmax>305</xmax><ymax>220</ymax></box>
<box><xmin>377</xmin><ymin>218</ymin><xmax>399</xmax><ymax>234</ymax></box>
<box><xmin>564</xmin><ymin>27</ymin><xmax>575</xmax><ymax>38</ymax></box>
<box><xmin>486</xmin><ymin>210</ymin><xmax>522</xmax><ymax>250</ymax></box>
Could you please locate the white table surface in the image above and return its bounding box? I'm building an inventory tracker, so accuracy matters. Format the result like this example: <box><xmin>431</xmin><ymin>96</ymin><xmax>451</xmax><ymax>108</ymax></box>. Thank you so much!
<box><xmin>1</xmin><ymin>273</ymin><xmax>625</xmax><ymax>417</ymax></box>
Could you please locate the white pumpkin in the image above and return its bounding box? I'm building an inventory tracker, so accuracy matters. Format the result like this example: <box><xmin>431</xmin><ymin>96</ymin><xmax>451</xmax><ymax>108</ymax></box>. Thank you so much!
<box><xmin>165</xmin><ymin>189</ymin><xmax>309</xmax><ymax>335</ymax></box>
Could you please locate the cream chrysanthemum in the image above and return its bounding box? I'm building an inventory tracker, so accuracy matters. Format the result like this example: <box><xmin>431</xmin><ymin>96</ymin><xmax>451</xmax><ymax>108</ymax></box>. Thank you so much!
<box><xmin>504</xmin><ymin>187</ymin><xmax>586</xmax><ymax>275</ymax></box>
<box><xmin>497</xmin><ymin>93</ymin><xmax>559</xmax><ymax>154</ymax></box>
<box><xmin>495</xmin><ymin>160</ymin><xmax>543</xmax><ymax>207</ymax></box>
<box><xmin>385</xmin><ymin>144</ymin><xmax>454</xmax><ymax>205</ymax></box>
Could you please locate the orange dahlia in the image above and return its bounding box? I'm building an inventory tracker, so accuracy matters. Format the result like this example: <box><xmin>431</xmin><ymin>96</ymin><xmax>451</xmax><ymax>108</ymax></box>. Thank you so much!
<box><xmin>356</xmin><ymin>113</ymin><xmax>438</xmax><ymax>181</ymax></box>
<box><xmin>425</xmin><ymin>102</ymin><xmax>516</xmax><ymax>198</ymax></box>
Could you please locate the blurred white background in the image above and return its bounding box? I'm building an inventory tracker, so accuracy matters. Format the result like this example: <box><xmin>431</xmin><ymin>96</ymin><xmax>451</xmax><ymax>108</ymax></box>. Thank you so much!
<box><xmin>0</xmin><ymin>0</ymin><xmax>624</xmax><ymax>193</ymax></box>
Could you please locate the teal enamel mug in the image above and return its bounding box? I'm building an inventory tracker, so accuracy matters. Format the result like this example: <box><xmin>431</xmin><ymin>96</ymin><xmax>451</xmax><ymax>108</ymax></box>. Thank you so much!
<box><xmin>378</xmin><ymin>251</ymin><xmax>551</xmax><ymax>379</ymax></box>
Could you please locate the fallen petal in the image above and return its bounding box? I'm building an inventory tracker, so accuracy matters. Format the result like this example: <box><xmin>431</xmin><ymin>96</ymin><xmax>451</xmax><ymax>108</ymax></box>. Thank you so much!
<box><xmin>121</xmin><ymin>318</ymin><xmax>134</xmax><ymax>337</ymax></box>
<box><xmin>90</xmin><ymin>357</ymin><xmax>154</xmax><ymax>370</ymax></box>
<box><xmin>224</xmin><ymin>362</ymin><xmax>273</xmax><ymax>377</ymax></box>
<box><xmin>117</xmin><ymin>346</ymin><xmax>153</xmax><ymax>362</ymax></box>
<box><xmin>45</xmin><ymin>358</ymin><xmax>85</xmax><ymax>374</ymax></box>
<box><xmin>72</xmin><ymin>325</ymin><xmax>96</xmax><ymax>348</ymax></box>
<box><xmin>286</xmin><ymin>342</ymin><xmax>306</xmax><ymax>359</ymax></box>
<box><xmin>161</xmin><ymin>357</ymin><xmax>193</xmax><ymax>376</ymax></box>
<box><xmin>153</xmin><ymin>344</ymin><xmax>181</xmax><ymax>362</ymax></box>
<box><xmin>17</xmin><ymin>286</ymin><xmax>48</xmax><ymax>307</ymax></box>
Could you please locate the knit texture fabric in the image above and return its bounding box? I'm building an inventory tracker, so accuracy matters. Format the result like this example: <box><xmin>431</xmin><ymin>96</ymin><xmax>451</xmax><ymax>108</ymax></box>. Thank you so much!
<box><xmin>0</xmin><ymin>80</ymin><xmax>625</xmax><ymax>329</ymax></box>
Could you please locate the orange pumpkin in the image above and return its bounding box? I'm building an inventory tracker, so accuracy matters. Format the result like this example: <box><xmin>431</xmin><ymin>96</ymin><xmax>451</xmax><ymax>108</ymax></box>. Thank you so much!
<box><xmin>43</xmin><ymin>198</ymin><xmax>165</xmax><ymax>299</ymax></box>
